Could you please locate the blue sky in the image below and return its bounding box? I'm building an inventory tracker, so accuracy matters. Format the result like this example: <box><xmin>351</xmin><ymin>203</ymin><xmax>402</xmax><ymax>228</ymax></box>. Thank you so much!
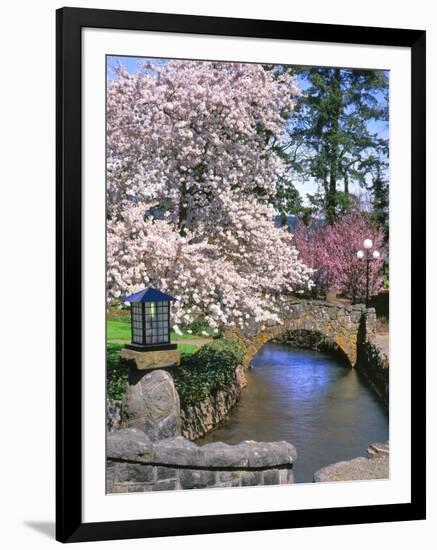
<box><xmin>107</xmin><ymin>56</ymin><xmax>388</xmax><ymax>203</ymax></box>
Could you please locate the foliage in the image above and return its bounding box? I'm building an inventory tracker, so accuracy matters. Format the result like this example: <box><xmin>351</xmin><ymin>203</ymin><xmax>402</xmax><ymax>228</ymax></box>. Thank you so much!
<box><xmin>178</xmin><ymin>343</ymin><xmax>199</xmax><ymax>356</ymax></box>
<box><xmin>277</xmin><ymin>66</ymin><xmax>388</xmax><ymax>224</ymax></box>
<box><xmin>106</xmin><ymin>343</ymin><xmax>128</xmax><ymax>400</ymax></box>
<box><xmin>172</xmin><ymin>338</ymin><xmax>245</xmax><ymax>406</ymax></box>
<box><xmin>106</xmin><ymin>341</ymin><xmax>199</xmax><ymax>402</ymax></box>
<box><xmin>294</xmin><ymin>211</ymin><xmax>385</xmax><ymax>303</ymax></box>
<box><xmin>106</xmin><ymin>60</ymin><xmax>313</xmax><ymax>331</ymax></box>
<box><xmin>370</xmin><ymin>169</ymin><xmax>389</xmax><ymax>242</ymax></box>
<box><xmin>180</xmin><ymin>320</ymin><xmax>216</xmax><ymax>337</ymax></box>
<box><xmin>107</xmin><ymin>305</ymin><xmax>130</xmax><ymax>320</ymax></box>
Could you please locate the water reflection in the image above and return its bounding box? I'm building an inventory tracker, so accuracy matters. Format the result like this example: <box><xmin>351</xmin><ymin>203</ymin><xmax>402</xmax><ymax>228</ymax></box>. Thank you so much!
<box><xmin>198</xmin><ymin>343</ymin><xmax>389</xmax><ymax>483</ymax></box>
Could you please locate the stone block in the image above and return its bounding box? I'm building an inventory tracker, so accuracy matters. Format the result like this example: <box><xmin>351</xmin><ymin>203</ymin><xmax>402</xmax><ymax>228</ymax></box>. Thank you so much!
<box><xmin>351</xmin><ymin>311</ymin><xmax>362</xmax><ymax>322</ymax></box>
<box><xmin>107</xmin><ymin>399</ymin><xmax>122</xmax><ymax>433</ymax></box>
<box><xmin>106</xmin><ymin>461</ymin><xmax>116</xmax><ymax>492</ymax></box>
<box><xmin>179</xmin><ymin>469</ymin><xmax>216</xmax><ymax>489</ymax></box>
<box><xmin>123</xmin><ymin>369</ymin><xmax>181</xmax><ymax>441</ymax></box>
<box><xmin>261</xmin><ymin>469</ymin><xmax>280</xmax><ymax>485</ymax></box>
<box><xmin>156</xmin><ymin>466</ymin><xmax>178</xmax><ymax>480</ymax></box>
<box><xmin>215</xmin><ymin>470</ymin><xmax>241</xmax><ymax>486</ymax></box>
<box><xmin>152</xmin><ymin>479</ymin><xmax>179</xmax><ymax>491</ymax></box>
<box><xmin>106</xmin><ymin>428</ymin><xmax>154</xmax><ymax>462</ymax></box>
<box><xmin>117</xmin><ymin>463</ymin><xmax>155</xmax><ymax>483</ymax></box>
<box><xmin>245</xmin><ymin>441</ymin><xmax>297</xmax><ymax>468</ymax></box>
<box><xmin>121</xmin><ymin>347</ymin><xmax>180</xmax><ymax>371</ymax></box>
<box><xmin>154</xmin><ymin>437</ymin><xmax>206</xmax><ymax>467</ymax></box>
<box><xmin>278</xmin><ymin>469</ymin><xmax>289</xmax><ymax>484</ymax></box>
<box><xmin>201</xmin><ymin>441</ymin><xmax>249</xmax><ymax>468</ymax></box>
<box><xmin>240</xmin><ymin>471</ymin><xmax>261</xmax><ymax>487</ymax></box>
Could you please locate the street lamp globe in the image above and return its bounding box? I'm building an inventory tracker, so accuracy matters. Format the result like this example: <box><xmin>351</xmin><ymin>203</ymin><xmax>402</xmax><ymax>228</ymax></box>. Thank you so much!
<box><xmin>363</xmin><ymin>238</ymin><xmax>373</xmax><ymax>250</ymax></box>
<box><xmin>356</xmin><ymin>250</ymin><xmax>364</xmax><ymax>259</ymax></box>
<box><xmin>372</xmin><ymin>250</ymin><xmax>380</xmax><ymax>259</ymax></box>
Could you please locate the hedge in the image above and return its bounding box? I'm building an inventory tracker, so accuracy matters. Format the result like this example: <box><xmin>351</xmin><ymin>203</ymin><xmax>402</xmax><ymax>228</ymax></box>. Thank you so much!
<box><xmin>107</xmin><ymin>343</ymin><xmax>129</xmax><ymax>400</ymax></box>
<box><xmin>172</xmin><ymin>338</ymin><xmax>245</xmax><ymax>407</ymax></box>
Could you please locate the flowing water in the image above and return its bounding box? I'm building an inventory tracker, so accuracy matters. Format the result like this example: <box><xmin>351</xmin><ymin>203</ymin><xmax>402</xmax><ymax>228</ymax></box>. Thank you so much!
<box><xmin>198</xmin><ymin>343</ymin><xmax>389</xmax><ymax>483</ymax></box>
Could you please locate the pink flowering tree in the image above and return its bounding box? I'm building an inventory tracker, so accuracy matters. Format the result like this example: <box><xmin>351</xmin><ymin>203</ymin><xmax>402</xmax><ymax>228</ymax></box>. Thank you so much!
<box><xmin>294</xmin><ymin>212</ymin><xmax>385</xmax><ymax>303</ymax></box>
<box><xmin>107</xmin><ymin>60</ymin><xmax>313</xmax><ymax>330</ymax></box>
<box><xmin>107</xmin><ymin>60</ymin><xmax>298</xmax><ymax>226</ymax></box>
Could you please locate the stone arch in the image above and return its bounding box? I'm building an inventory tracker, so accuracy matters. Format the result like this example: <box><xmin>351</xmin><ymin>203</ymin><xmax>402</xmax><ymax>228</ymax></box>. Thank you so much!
<box><xmin>226</xmin><ymin>300</ymin><xmax>376</xmax><ymax>368</ymax></box>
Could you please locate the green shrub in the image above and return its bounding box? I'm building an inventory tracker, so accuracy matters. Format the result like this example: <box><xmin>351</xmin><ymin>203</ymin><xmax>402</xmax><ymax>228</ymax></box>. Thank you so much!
<box><xmin>172</xmin><ymin>338</ymin><xmax>245</xmax><ymax>407</ymax></box>
<box><xmin>106</xmin><ymin>343</ymin><xmax>128</xmax><ymax>400</ymax></box>
<box><xmin>178</xmin><ymin>343</ymin><xmax>198</xmax><ymax>356</ymax></box>
<box><xmin>105</xmin><ymin>338</ymin><xmax>245</xmax><ymax>406</ymax></box>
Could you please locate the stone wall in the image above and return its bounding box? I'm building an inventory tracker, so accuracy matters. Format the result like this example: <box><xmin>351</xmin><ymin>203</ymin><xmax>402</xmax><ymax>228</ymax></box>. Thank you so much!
<box><xmin>107</xmin><ymin>369</ymin><xmax>296</xmax><ymax>492</ymax></box>
<box><xmin>107</xmin><ymin>399</ymin><xmax>122</xmax><ymax>433</ymax></box>
<box><xmin>357</xmin><ymin>340</ymin><xmax>389</xmax><ymax>409</ymax></box>
<box><xmin>180</xmin><ymin>366</ymin><xmax>247</xmax><ymax>441</ymax></box>
<box><xmin>118</xmin><ymin>364</ymin><xmax>247</xmax><ymax>442</ymax></box>
<box><xmin>226</xmin><ymin>299</ymin><xmax>377</xmax><ymax>367</ymax></box>
<box><xmin>107</xmin><ymin>428</ymin><xmax>296</xmax><ymax>492</ymax></box>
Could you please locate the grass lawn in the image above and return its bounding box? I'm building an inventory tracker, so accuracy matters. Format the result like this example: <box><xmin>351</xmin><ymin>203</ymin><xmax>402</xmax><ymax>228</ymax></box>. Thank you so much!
<box><xmin>106</xmin><ymin>316</ymin><xmax>210</xmax><ymax>343</ymax></box>
<box><xmin>106</xmin><ymin>316</ymin><xmax>200</xmax><ymax>357</ymax></box>
<box><xmin>107</xmin><ymin>318</ymin><xmax>131</xmax><ymax>340</ymax></box>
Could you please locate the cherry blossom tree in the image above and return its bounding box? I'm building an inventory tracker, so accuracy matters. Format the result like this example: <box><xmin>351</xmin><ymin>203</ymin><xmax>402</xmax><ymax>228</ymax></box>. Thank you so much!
<box><xmin>107</xmin><ymin>59</ymin><xmax>313</xmax><ymax>329</ymax></box>
<box><xmin>107</xmin><ymin>199</ymin><xmax>313</xmax><ymax>330</ymax></box>
<box><xmin>294</xmin><ymin>212</ymin><xmax>384</xmax><ymax>303</ymax></box>
<box><xmin>107</xmin><ymin>60</ymin><xmax>298</xmax><ymax>225</ymax></box>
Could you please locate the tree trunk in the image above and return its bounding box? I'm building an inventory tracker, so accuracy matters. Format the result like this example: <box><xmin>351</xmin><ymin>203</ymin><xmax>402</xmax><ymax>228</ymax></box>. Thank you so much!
<box><xmin>325</xmin><ymin>68</ymin><xmax>342</xmax><ymax>225</ymax></box>
<box><xmin>178</xmin><ymin>179</ymin><xmax>187</xmax><ymax>237</ymax></box>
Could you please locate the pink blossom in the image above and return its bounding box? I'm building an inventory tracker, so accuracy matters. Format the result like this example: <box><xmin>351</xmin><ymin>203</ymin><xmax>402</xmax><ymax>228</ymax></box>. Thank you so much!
<box><xmin>294</xmin><ymin>212</ymin><xmax>385</xmax><ymax>303</ymax></box>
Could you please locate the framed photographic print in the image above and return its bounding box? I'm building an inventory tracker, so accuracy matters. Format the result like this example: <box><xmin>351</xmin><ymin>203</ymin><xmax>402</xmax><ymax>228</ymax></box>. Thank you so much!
<box><xmin>56</xmin><ymin>7</ymin><xmax>426</xmax><ymax>543</ymax></box>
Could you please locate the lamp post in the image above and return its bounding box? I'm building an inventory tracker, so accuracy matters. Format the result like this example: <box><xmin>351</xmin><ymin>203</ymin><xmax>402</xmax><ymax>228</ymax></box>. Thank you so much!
<box><xmin>119</xmin><ymin>286</ymin><xmax>181</xmax><ymax>372</ymax></box>
<box><xmin>356</xmin><ymin>239</ymin><xmax>380</xmax><ymax>307</ymax></box>
<box><xmin>121</xmin><ymin>287</ymin><xmax>177</xmax><ymax>351</ymax></box>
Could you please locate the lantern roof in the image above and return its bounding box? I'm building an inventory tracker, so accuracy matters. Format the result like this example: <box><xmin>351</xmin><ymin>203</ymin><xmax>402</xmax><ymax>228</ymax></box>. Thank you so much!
<box><xmin>121</xmin><ymin>287</ymin><xmax>176</xmax><ymax>303</ymax></box>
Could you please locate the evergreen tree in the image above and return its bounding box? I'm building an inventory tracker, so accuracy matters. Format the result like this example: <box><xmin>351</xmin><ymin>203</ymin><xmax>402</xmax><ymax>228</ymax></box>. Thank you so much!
<box><xmin>371</xmin><ymin>168</ymin><xmax>389</xmax><ymax>241</ymax></box>
<box><xmin>279</xmin><ymin>67</ymin><xmax>389</xmax><ymax>224</ymax></box>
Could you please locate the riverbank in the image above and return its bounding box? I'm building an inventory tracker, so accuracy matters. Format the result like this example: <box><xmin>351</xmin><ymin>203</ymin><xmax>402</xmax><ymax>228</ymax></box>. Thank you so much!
<box><xmin>357</xmin><ymin>339</ymin><xmax>389</xmax><ymax>410</ymax></box>
<box><xmin>180</xmin><ymin>365</ymin><xmax>246</xmax><ymax>440</ymax></box>
<box><xmin>314</xmin><ymin>441</ymin><xmax>389</xmax><ymax>482</ymax></box>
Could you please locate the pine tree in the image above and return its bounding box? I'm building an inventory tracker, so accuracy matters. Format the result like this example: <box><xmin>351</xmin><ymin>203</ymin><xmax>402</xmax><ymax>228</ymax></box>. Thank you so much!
<box><xmin>280</xmin><ymin>67</ymin><xmax>389</xmax><ymax>224</ymax></box>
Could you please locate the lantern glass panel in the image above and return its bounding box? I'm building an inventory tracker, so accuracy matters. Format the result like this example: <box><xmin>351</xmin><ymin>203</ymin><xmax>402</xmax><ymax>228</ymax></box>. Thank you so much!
<box><xmin>144</xmin><ymin>301</ymin><xmax>170</xmax><ymax>344</ymax></box>
<box><xmin>131</xmin><ymin>303</ymin><xmax>144</xmax><ymax>344</ymax></box>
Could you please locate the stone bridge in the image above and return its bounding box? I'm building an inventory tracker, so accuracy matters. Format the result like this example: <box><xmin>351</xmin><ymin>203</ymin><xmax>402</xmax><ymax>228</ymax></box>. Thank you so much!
<box><xmin>227</xmin><ymin>299</ymin><xmax>376</xmax><ymax>367</ymax></box>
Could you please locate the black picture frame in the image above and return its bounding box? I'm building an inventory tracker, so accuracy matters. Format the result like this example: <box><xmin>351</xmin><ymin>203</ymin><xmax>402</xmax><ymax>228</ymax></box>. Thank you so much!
<box><xmin>56</xmin><ymin>6</ymin><xmax>426</xmax><ymax>543</ymax></box>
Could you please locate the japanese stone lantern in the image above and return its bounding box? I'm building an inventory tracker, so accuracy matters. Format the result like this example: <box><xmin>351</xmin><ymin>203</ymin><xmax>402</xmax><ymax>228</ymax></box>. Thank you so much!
<box><xmin>120</xmin><ymin>287</ymin><xmax>180</xmax><ymax>371</ymax></box>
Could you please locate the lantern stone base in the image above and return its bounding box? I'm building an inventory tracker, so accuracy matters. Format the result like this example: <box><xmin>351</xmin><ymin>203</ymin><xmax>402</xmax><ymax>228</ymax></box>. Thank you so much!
<box><xmin>120</xmin><ymin>347</ymin><xmax>181</xmax><ymax>371</ymax></box>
